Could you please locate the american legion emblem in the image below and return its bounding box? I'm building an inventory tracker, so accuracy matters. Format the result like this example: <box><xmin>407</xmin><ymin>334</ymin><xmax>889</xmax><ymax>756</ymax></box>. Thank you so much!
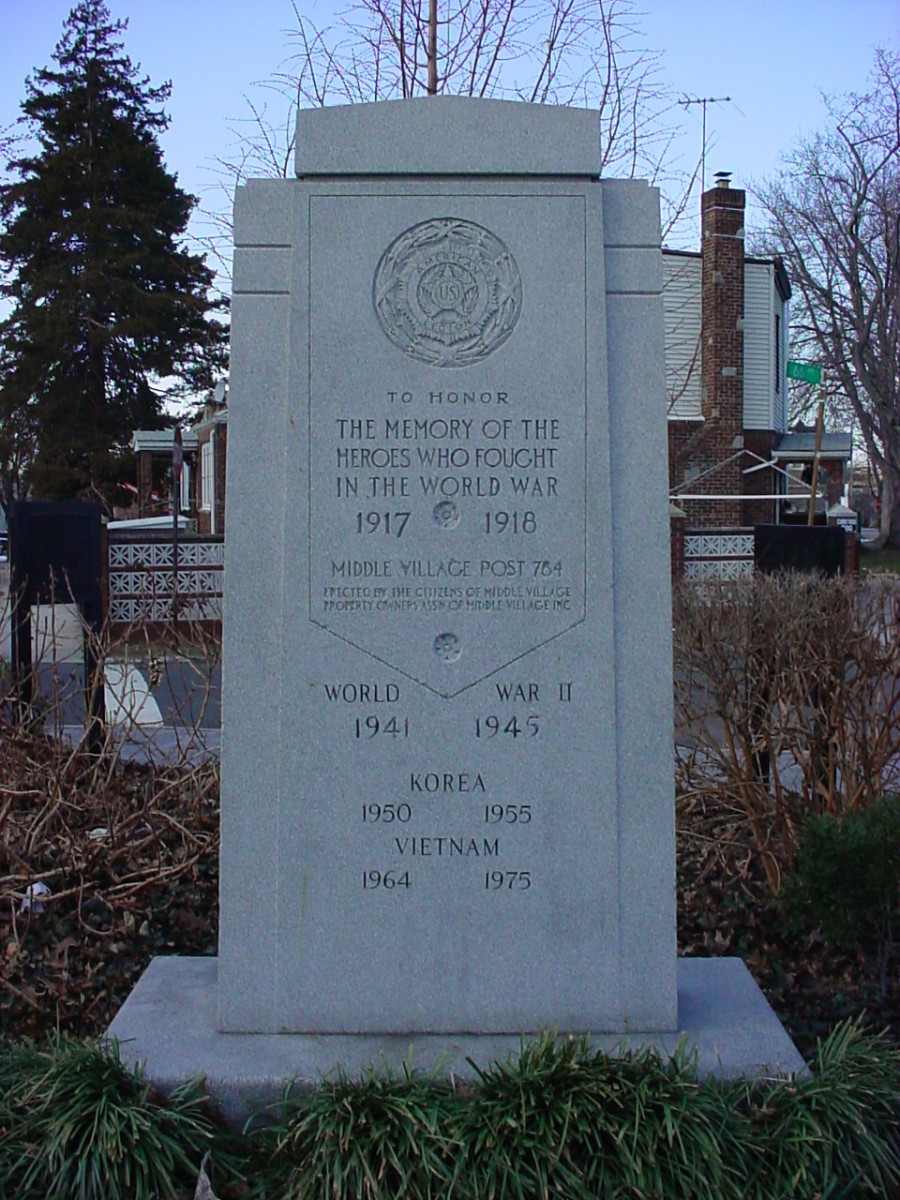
<box><xmin>373</xmin><ymin>217</ymin><xmax>522</xmax><ymax>368</ymax></box>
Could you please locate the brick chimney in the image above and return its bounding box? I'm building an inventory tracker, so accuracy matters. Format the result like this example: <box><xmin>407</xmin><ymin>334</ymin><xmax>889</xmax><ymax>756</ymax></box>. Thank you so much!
<box><xmin>700</xmin><ymin>171</ymin><xmax>745</xmax><ymax>526</ymax></box>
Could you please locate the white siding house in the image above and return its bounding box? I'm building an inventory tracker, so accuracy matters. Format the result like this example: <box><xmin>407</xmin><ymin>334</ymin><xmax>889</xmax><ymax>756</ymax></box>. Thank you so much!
<box><xmin>662</xmin><ymin>251</ymin><xmax>790</xmax><ymax>430</ymax></box>
<box><xmin>743</xmin><ymin>259</ymin><xmax>790</xmax><ymax>432</ymax></box>
<box><xmin>662</xmin><ymin>252</ymin><xmax>702</xmax><ymax>421</ymax></box>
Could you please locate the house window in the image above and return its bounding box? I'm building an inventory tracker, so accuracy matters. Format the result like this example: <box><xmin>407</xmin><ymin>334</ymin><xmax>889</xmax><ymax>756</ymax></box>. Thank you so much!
<box><xmin>200</xmin><ymin>440</ymin><xmax>213</xmax><ymax>510</ymax></box>
<box><xmin>775</xmin><ymin>312</ymin><xmax>781</xmax><ymax>391</ymax></box>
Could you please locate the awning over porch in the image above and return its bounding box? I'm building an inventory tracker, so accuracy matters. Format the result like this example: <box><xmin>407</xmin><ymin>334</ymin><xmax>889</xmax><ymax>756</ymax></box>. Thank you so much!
<box><xmin>773</xmin><ymin>430</ymin><xmax>852</xmax><ymax>461</ymax></box>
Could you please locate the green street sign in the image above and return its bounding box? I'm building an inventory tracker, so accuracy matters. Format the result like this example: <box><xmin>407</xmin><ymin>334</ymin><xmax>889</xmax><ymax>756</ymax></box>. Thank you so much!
<box><xmin>787</xmin><ymin>360</ymin><xmax>823</xmax><ymax>384</ymax></box>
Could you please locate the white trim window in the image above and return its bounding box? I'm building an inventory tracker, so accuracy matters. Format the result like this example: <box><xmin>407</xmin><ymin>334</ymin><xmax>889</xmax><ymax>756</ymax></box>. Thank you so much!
<box><xmin>200</xmin><ymin>440</ymin><xmax>213</xmax><ymax>511</ymax></box>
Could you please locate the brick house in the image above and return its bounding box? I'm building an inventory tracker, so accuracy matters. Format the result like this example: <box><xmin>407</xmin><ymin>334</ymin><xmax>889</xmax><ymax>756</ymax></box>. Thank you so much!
<box><xmin>192</xmin><ymin>400</ymin><xmax>228</xmax><ymax>536</ymax></box>
<box><xmin>665</xmin><ymin>175</ymin><xmax>850</xmax><ymax>528</ymax></box>
<box><xmin>131</xmin><ymin>395</ymin><xmax>228</xmax><ymax>536</ymax></box>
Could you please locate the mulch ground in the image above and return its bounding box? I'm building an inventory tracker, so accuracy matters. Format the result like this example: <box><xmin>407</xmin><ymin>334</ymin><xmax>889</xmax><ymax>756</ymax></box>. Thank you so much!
<box><xmin>2</xmin><ymin>738</ymin><xmax>897</xmax><ymax>1062</ymax></box>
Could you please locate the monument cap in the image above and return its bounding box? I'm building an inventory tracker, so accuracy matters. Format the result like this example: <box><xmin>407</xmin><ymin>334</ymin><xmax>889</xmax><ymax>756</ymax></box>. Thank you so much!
<box><xmin>295</xmin><ymin>96</ymin><xmax>600</xmax><ymax>178</ymax></box>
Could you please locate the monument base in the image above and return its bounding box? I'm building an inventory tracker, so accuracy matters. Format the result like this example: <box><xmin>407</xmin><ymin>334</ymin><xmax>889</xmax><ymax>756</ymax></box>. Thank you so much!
<box><xmin>107</xmin><ymin>956</ymin><xmax>805</xmax><ymax>1126</ymax></box>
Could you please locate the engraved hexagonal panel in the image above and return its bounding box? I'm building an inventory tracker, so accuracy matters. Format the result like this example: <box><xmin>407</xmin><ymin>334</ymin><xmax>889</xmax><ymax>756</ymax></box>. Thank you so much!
<box><xmin>307</xmin><ymin>195</ymin><xmax>587</xmax><ymax>697</ymax></box>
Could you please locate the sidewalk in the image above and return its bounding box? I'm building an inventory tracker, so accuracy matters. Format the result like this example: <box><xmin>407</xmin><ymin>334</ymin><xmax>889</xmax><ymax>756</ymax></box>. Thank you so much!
<box><xmin>59</xmin><ymin>723</ymin><xmax>221</xmax><ymax>764</ymax></box>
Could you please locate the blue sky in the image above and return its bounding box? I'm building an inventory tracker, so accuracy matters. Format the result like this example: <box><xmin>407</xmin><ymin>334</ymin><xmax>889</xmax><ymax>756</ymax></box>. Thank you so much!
<box><xmin>1</xmin><ymin>0</ymin><xmax>897</xmax><ymax>262</ymax></box>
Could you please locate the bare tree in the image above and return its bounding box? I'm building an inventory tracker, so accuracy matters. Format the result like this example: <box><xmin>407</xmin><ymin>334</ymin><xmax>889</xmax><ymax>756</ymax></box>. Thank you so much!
<box><xmin>756</xmin><ymin>49</ymin><xmax>900</xmax><ymax>546</ymax></box>
<box><xmin>205</xmin><ymin>0</ymin><xmax>697</xmax><ymax>278</ymax></box>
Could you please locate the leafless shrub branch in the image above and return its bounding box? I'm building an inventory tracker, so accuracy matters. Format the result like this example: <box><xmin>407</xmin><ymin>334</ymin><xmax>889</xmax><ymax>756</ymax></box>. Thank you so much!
<box><xmin>674</xmin><ymin>572</ymin><xmax>900</xmax><ymax>895</ymax></box>
<box><xmin>0</xmin><ymin>604</ymin><xmax>221</xmax><ymax>1030</ymax></box>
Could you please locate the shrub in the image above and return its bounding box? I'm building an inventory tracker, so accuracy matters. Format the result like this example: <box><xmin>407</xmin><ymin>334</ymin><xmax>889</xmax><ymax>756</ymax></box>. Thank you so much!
<box><xmin>727</xmin><ymin>1020</ymin><xmax>900</xmax><ymax>1199</ymax></box>
<box><xmin>782</xmin><ymin>795</ymin><xmax>900</xmax><ymax>994</ymax></box>
<box><xmin>673</xmin><ymin>572</ymin><xmax>900</xmax><ymax>893</ymax></box>
<box><xmin>3</xmin><ymin>1026</ymin><xmax>900</xmax><ymax>1200</ymax></box>
<box><xmin>0</xmin><ymin>606</ymin><xmax>222</xmax><ymax>1041</ymax></box>
<box><xmin>454</xmin><ymin>1033</ymin><xmax>734</xmax><ymax>1200</ymax></box>
<box><xmin>263</xmin><ymin>1063</ymin><xmax>458</xmax><ymax>1200</ymax></box>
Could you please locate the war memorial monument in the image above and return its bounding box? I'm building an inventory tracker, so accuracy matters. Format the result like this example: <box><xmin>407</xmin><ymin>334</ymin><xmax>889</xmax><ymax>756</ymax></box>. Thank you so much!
<box><xmin>109</xmin><ymin>96</ymin><xmax>803</xmax><ymax>1121</ymax></box>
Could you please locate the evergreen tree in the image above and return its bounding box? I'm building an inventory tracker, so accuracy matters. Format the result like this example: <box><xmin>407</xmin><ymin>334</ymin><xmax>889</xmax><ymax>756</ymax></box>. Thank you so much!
<box><xmin>0</xmin><ymin>0</ymin><xmax>227</xmax><ymax>507</ymax></box>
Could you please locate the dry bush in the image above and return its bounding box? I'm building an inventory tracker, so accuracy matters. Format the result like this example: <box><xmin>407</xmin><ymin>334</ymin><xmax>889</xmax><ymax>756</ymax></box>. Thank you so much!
<box><xmin>0</xmin><ymin>608</ymin><xmax>221</xmax><ymax>1035</ymax></box>
<box><xmin>674</xmin><ymin>573</ymin><xmax>900</xmax><ymax>894</ymax></box>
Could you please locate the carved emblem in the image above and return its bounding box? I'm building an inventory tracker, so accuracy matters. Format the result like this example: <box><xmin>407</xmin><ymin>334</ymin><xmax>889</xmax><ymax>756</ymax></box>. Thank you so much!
<box><xmin>433</xmin><ymin>632</ymin><xmax>462</xmax><ymax>663</ymax></box>
<box><xmin>373</xmin><ymin>218</ymin><xmax>522</xmax><ymax>367</ymax></box>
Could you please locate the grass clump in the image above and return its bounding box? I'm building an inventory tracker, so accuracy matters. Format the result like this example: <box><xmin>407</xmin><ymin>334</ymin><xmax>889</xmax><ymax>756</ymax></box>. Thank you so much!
<box><xmin>0</xmin><ymin>1035</ymin><xmax>245</xmax><ymax>1200</ymax></box>
<box><xmin>261</xmin><ymin>1063</ymin><xmax>458</xmax><ymax>1200</ymax></box>
<box><xmin>455</xmin><ymin>1032</ymin><xmax>734</xmax><ymax>1200</ymax></box>
<box><xmin>3</xmin><ymin>1023</ymin><xmax>900</xmax><ymax>1199</ymax></box>
<box><xmin>728</xmin><ymin>1020</ymin><xmax>900</xmax><ymax>1199</ymax></box>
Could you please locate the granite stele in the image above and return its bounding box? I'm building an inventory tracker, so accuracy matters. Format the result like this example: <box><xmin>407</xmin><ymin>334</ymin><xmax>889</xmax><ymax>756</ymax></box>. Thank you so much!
<box><xmin>109</xmin><ymin>96</ymin><xmax>804</xmax><ymax>1123</ymax></box>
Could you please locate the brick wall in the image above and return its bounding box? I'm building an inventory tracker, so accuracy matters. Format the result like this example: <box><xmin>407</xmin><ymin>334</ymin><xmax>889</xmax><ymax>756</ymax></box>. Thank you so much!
<box><xmin>196</xmin><ymin>422</ymin><xmax>227</xmax><ymax>537</ymax></box>
<box><xmin>698</xmin><ymin>181</ymin><xmax>745</xmax><ymax>526</ymax></box>
<box><xmin>196</xmin><ymin>426</ymin><xmax>211</xmax><ymax>535</ymax></box>
<box><xmin>742</xmin><ymin>429</ymin><xmax>778</xmax><ymax>526</ymax></box>
<box><xmin>137</xmin><ymin>450</ymin><xmax>153</xmax><ymax>516</ymax></box>
<box><xmin>821</xmin><ymin>459</ymin><xmax>844</xmax><ymax>507</ymax></box>
<box><xmin>668</xmin><ymin>420</ymin><xmax>711</xmax><ymax>526</ymax></box>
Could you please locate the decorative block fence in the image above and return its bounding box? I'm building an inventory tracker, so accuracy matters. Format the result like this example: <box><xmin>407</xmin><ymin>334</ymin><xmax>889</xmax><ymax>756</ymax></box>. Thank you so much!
<box><xmin>683</xmin><ymin>528</ymin><xmax>755</xmax><ymax>580</ymax></box>
<box><xmin>104</xmin><ymin>522</ymin><xmax>859</xmax><ymax>628</ymax></box>
<box><xmin>670</xmin><ymin>514</ymin><xmax>858</xmax><ymax>581</ymax></box>
<box><xmin>106</xmin><ymin>528</ymin><xmax>223</xmax><ymax>633</ymax></box>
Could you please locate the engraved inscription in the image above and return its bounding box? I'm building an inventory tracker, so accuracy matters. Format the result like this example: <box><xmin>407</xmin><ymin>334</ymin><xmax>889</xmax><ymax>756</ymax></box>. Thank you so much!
<box><xmin>329</xmin><ymin>675</ymin><xmax>538</xmax><ymax>896</ymax></box>
<box><xmin>373</xmin><ymin>218</ymin><xmax>523</xmax><ymax>367</ymax></box>
<box><xmin>310</xmin><ymin>201</ymin><xmax>587</xmax><ymax>696</ymax></box>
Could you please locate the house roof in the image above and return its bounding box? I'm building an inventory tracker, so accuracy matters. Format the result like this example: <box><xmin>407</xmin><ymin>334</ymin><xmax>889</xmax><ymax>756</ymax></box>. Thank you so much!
<box><xmin>661</xmin><ymin>247</ymin><xmax>792</xmax><ymax>299</ymax></box>
<box><xmin>132</xmin><ymin>429</ymin><xmax>199</xmax><ymax>453</ymax></box>
<box><xmin>773</xmin><ymin>430</ymin><xmax>852</xmax><ymax>460</ymax></box>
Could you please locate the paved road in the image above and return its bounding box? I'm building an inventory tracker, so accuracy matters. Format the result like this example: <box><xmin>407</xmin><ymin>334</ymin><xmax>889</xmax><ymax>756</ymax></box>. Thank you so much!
<box><xmin>3</xmin><ymin>654</ymin><xmax>222</xmax><ymax>763</ymax></box>
<box><xmin>25</xmin><ymin>657</ymin><xmax>222</xmax><ymax>728</ymax></box>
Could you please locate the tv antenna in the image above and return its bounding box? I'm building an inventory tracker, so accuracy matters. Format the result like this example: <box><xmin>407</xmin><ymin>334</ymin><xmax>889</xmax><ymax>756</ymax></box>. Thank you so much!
<box><xmin>680</xmin><ymin>95</ymin><xmax>732</xmax><ymax>194</ymax></box>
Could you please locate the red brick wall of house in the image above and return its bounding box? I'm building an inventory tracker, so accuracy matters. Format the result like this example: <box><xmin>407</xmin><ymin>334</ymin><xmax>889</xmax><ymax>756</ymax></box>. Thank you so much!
<box><xmin>196</xmin><ymin>424</ymin><xmax>227</xmax><ymax>536</ymax></box>
<box><xmin>821</xmin><ymin>459</ymin><xmax>844</xmax><ymax>507</ymax></box>
<box><xmin>697</xmin><ymin>182</ymin><xmax>745</xmax><ymax>526</ymax></box>
<box><xmin>137</xmin><ymin>450</ymin><xmax>153</xmax><ymax>517</ymax></box>
<box><xmin>196</xmin><ymin>428</ymin><xmax>212</xmax><ymax>535</ymax></box>
<box><xmin>742</xmin><ymin>430</ymin><xmax>778</xmax><ymax>526</ymax></box>
<box><xmin>668</xmin><ymin>420</ymin><xmax>711</xmax><ymax>526</ymax></box>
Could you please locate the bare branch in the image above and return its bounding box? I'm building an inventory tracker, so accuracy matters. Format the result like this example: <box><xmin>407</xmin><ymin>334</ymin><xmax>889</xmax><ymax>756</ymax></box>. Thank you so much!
<box><xmin>216</xmin><ymin>0</ymin><xmax>696</xmax><ymax>235</ymax></box>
